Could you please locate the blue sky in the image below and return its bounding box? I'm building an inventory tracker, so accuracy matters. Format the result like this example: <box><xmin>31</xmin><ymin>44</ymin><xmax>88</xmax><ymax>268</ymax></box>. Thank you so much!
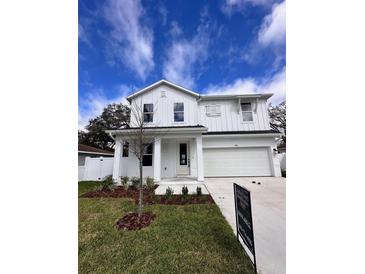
<box><xmin>79</xmin><ymin>0</ymin><xmax>286</xmax><ymax>129</ymax></box>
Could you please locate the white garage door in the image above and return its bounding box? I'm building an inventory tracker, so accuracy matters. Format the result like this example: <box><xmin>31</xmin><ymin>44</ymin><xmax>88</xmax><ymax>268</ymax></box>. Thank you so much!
<box><xmin>203</xmin><ymin>147</ymin><xmax>272</xmax><ymax>177</ymax></box>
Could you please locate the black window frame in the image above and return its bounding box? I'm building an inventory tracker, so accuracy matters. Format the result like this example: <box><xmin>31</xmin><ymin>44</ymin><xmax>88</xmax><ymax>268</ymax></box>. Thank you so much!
<box><xmin>240</xmin><ymin>102</ymin><xmax>253</xmax><ymax>122</ymax></box>
<box><xmin>174</xmin><ymin>102</ymin><xmax>184</xmax><ymax>122</ymax></box>
<box><xmin>142</xmin><ymin>143</ymin><xmax>153</xmax><ymax>166</ymax></box>
<box><xmin>122</xmin><ymin>142</ymin><xmax>129</xmax><ymax>157</ymax></box>
<box><xmin>143</xmin><ymin>103</ymin><xmax>154</xmax><ymax>123</ymax></box>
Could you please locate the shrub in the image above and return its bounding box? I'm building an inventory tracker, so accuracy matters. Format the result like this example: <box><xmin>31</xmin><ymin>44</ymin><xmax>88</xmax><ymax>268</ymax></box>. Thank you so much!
<box><xmin>121</xmin><ymin>176</ymin><xmax>129</xmax><ymax>188</ymax></box>
<box><xmin>103</xmin><ymin>175</ymin><xmax>113</xmax><ymax>184</ymax></box>
<box><xmin>165</xmin><ymin>186</ymin><xmax>174</xmax><ymax>197</ymax></box>
<box><xmin>131</xmin><ymin>177</ymin><xmax>140</xmax><ymax>188</ymax></box>
<box><xmin>146</xmin><ymin>176</ymin><xmax>155</xmax><ymax>188</ymax></box>
<box><xmin>196</xmin><ymin>186</ymin><xmax>202</xmax><ymax>196</ymax></box>
<box><xmin>101</xmin><ymin>175</ymin><xmax>113</xmax><ymax>190</ymax></box>
<box><xmin>182</xmin><ymin>185</ymin><xmax>189</xmax><ymax>196</ymax></box>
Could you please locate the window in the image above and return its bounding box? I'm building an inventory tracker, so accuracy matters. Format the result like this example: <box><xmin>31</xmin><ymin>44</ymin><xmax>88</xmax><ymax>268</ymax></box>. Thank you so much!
<box><xmin>142</xmin><ymin>144</ymin><xmax>153</xmax><ymax>166</ymax></box>
<box><xmin>206</xmin><ymin>104</ymin><xmax>221</xmax><ymax>116</ymax></box>
<box><xmin>143</xmin><ymin>104</ymin><xmax>153</xmax><ymax>123</ymax></box>
<box><xmin>122</xmin><ymin>142</ymin><xmax>129</xmax><ymax>157</ymax></box>
<box><xmin>241</xmin><ymin>102</ymin><xmax>253</xmax><ymax>121</ymax></box>
<box><xmin>174</xmin><ymin>102</ymin><xmax>184</xmax><ymax>122</ymax></box>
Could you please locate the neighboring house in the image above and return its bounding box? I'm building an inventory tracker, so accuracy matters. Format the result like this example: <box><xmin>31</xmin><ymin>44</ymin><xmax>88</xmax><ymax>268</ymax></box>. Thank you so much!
<box><xmin>78</xmin><ymin>144</ymin><xmax>114</xmax><ymax>180</ymax></box>
<box><xmin>107</xmin><ymin>79</ymin><xmax>282</xmax><ymax>183</ymax></box>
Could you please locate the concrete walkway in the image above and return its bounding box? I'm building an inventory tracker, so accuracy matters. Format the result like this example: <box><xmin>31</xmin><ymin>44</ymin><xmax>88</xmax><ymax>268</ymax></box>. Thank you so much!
<box><xmin>204</xmin><ymin>177</ymin><xmax>286</xmax><ymax>274</ymax></box>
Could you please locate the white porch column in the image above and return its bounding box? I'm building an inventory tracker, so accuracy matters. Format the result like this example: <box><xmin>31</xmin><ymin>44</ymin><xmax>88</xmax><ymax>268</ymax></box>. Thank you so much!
<box><xmin>112</xmin><ymin>139</ymin><xmax>122</xmax><ymax>185</ymax></box>
<box><xmin>196</xmin><ymin>135</ymin><xmax>204</xmax><ymax>182</ymax></box>
<box><xmin>153</xmin><ymin>138</ymin><xmax>161</xmax><ymax>182</ymax></box>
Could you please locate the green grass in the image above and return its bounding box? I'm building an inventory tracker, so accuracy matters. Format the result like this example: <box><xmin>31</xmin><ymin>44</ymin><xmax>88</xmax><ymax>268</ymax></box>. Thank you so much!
<box><xmin>78</xmin><ymin>181</ymin><xmax>103</xmax><ymax>196</ymax></box>
<box><xmin>79</xmin><ymin>184</ymin><xmax>255</xmax><ymax>274</ymax></box>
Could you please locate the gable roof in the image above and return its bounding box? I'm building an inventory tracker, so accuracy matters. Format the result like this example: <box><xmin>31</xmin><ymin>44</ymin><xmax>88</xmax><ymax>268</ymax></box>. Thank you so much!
<box><xmin>78</xmin><ymin>144</ymin><xmax>114</xmax><ymax>155</ymax></box>
<box><xmin>126</xmin><ymin>79</ymin><xmax>274</xmax><ymax>102</ymax></box>
<box><xmin>127</xmin><ymin>79</ymin><xmax>200</xmax><ymax>102</ymax></box>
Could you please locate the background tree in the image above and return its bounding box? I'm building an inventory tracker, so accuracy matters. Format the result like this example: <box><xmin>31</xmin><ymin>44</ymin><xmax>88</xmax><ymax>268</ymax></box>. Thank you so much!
<box><xmin>79</xmin><ymin>103</ymin><xmax>130</xmax><ymax>150</ymax></box>
<box><xmin>268</xmin><ymin>101</ymin><xmax>286</xmax><ymax>144</ymax></box>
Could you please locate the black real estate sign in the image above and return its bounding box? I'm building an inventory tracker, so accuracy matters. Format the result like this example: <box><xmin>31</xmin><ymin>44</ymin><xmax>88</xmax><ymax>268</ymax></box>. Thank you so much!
<box><xmin>233</xmin><ymin>183</ymin><xmax>257</xmax><ymax>272</ymax></box>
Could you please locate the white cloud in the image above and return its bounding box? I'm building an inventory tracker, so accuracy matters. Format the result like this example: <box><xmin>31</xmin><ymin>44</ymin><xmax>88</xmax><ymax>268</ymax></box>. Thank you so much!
<box><xmin>258</xmin><ymin>1</ymin><xmax>286</xmax><ymax>46</ymax></box>
<box><xmin>163</xmin><ymin>14</ymin><xmax>212</xmax><ymax>89</ymax></box>
<box><xmin>222</xmin><ymin>0</ymin><xmax>273</xmax><ymax>15</ymax></box>
<box><xmin>78</xmin><ymin>85</ymin><xmax>133</xmax><ymax>130</ymax></box>
<box><xmin>204</xmin><ymin>66</ymin><xmax>286</xmax><ymax>105</ymax></box>
<box><xmin>103</xmin><ymin>0</ymin><xmax>154</xmax><ymax>80</ymax></box>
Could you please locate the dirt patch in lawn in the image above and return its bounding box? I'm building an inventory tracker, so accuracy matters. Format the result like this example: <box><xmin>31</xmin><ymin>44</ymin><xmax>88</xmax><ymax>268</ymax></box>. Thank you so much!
<box><xmin>80</xmin><ymin>185</ymin><xmax>215</xmax><ymax>205</ymax></box>
<box><xmin>116</xmin><ymin>212</ymin><xmax>156</xmax><ymax>230</ymax></box>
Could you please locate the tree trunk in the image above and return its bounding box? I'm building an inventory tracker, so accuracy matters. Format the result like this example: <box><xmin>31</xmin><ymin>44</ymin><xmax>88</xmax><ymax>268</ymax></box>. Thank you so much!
<box><xmin>138</xmin><ymin>159</ymin><xmax>143</xmax><ymax>217</ymax></box>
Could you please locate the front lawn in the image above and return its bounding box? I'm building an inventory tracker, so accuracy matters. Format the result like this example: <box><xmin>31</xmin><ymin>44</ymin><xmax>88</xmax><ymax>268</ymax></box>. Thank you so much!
<box><xmin>79</xmin><ymin>182</ymin><xmax>255</xmax><ymax>274</ymax></box>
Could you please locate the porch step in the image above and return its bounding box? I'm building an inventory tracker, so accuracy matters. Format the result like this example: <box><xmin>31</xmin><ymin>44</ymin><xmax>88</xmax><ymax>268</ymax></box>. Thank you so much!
<box><xmin>155</xmin><ymin>184</ymin><xmax>209</xmax><ymax>195</ymax></box>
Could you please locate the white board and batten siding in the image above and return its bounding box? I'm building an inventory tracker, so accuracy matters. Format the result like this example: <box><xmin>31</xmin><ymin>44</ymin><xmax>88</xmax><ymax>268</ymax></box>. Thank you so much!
<box><xmin>198</xmin><ymin>99</ymin><xmax>270</xmax><ymax>132</ymax></box>
<box><xmin>130</xmin><ymin>83</ymin><xmax>198</xmax><ymax>127</ymax></box>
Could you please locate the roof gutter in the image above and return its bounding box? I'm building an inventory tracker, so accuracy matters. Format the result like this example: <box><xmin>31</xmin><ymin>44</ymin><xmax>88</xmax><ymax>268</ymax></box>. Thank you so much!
<box><xmin>106</xmin><ymin>126</ymin><xmax>208</xmax><ymax>135</ymax></box>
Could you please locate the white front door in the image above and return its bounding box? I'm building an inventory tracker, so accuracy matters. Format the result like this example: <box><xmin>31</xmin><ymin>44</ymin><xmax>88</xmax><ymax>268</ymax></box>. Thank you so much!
<box><xmin>176</xmin><ymin>142</ymin><xmax>190</xmax><ymax>175</ymax></box>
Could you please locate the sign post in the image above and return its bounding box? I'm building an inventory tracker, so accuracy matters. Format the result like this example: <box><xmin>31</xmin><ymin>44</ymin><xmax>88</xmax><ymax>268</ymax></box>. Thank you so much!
<box><xmin>233</xmin><ymin>183</ymin><xmax>257</xmax><ymax>273</ymax></box>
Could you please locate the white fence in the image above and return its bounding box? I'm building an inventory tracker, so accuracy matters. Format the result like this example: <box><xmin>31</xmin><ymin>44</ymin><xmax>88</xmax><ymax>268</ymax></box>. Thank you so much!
<box><xmin>79</xmin><ymin>157</ymin><xmax>114</xmax><ymax>181</ymax></box>
<box><xmin>78</xmin><ymin>166</ymin><xmax>85</xmax><ymax>181</ymax></box>
<box><xmin>277</xmin><ymin>153</ymin><xmax>286</xmax><ymax>172</ymax></box>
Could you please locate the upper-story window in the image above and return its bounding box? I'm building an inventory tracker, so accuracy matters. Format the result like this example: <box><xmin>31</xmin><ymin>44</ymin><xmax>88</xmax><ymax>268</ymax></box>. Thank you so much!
<box><xmin>241</xmin><ymin>102</ymin><xmax>253</xmax><ymax>122</ymax></box>
<box><xmin>143</xmin><ymin>104</ymin><xmax>153</xmax><ymax>123</ymax></box>
<box><xmin>174</xmin><ymin>102</ymin><xmax>184</xmax><ymax>122</ymax></box>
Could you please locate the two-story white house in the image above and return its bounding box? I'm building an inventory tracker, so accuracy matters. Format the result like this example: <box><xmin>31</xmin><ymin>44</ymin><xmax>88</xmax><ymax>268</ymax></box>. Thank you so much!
<box><xmin>107</xmin><ymin>79</ymin><xmax>282</xmax><ymax>184</ymax></box>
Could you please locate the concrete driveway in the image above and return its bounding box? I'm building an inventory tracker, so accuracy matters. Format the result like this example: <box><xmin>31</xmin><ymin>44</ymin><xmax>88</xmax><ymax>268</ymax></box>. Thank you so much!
<box><xmin>204</xmin><ymin>177</ymin><xmax>285</xmax><ymax>274</ymax></box>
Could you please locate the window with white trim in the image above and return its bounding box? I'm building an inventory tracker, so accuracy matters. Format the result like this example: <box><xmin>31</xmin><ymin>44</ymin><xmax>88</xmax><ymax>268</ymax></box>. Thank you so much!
<box><xmin>241</xmin><ymin>102</ymin><xmax>253</xmax><ymax>121</ymax></box>
<box><xmin>174</xmin><ymin>102</ymin><xmax>184</xmax><ymax>122</ymax></box>
<box><xmin>143</xmin><ymin>104</ymin><xmax>153</xmax><ymax>123</ymax></box>
<box><xmin>206</xmin><ymin>104</ymin><xmax>221</xmax><ymax>116</ymax></box>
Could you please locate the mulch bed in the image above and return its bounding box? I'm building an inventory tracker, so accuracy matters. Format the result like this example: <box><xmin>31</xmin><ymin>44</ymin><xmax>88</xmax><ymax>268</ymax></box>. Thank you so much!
<box><xmin>80</xmin><ymin>185</ymin><xmax>215</xmax><ymax>205</ymax></box>
<box><xmin>80</xmin><ymin>185</ymin><xmax>157</xmax><ymax>199</ymax></box>
<box><xmin>116</xmin><ymin>212</ymin><xmax>156</xmax><ymax>230</ymax></box>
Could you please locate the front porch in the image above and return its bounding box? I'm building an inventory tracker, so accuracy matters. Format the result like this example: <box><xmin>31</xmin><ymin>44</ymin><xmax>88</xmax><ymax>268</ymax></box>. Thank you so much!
<box><xmin>110</xmin><ymin>126</ymin><xmax>207</xmax><ymax>184</ymax></box>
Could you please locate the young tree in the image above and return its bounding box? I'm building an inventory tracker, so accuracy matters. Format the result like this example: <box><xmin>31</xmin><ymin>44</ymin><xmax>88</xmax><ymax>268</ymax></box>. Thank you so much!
<box><xmin>79</xmin><ymin>103</ymin><xmax>130</xmax><ymax>150</ymax></box>
<box><xmin>119</xmin><ymin>101</ymin><xmax>167</xmax><ymax>217</ymax></box>
<box><xmin>268</xmin><ymin>101</ymin><xmax>286</xmax><ymax>144</ymax></box>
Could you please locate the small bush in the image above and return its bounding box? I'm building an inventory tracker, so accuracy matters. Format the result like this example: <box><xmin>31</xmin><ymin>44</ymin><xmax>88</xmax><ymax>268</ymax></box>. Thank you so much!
<box><xmin>165</xmin><ymin>186</ymin><xmax>174</xmax><ymax>197</ymax></box>
<box><xmin>101</xmin><ymin>175</ymin><xmax>113</xmax><ymax>190</ymax></box>
<box><xmin>182</xmin><ymin>185</ymin><xmax>188</xmax><ymax>196</ymax></box>
<box><xmin>196</xmin><ymin>186</ymin><xmax>202</xmax><ymax>196</ymax></box>
<box><xmin>121</xmin><ymin>176</ymin><xmax>129</xmax><ymax>188</ymax></box>
<box><xmin>146</xmin><ymin>176</ymin><xmax>155</xmax><ymax>188</ymax></box>
<box><xmin>103</xmin><ymin>175</ymin><xmax>113</xmax><ymax>184</ymax></box>
<box><xmin>131</xmin><ymin>177</ymin><xmax>140</xmax><ymax>188</ymax></box>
